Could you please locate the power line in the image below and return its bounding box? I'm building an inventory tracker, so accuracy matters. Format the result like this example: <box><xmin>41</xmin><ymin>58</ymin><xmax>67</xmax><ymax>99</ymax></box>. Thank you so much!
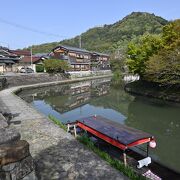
<box><xmin>0</xmin><ymin>17</ymin><xmax>67</xmax><ymax>38</ymax></box>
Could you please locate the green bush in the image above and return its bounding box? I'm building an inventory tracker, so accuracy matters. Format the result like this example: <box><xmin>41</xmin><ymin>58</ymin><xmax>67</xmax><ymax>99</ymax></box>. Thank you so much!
<box><xmin>44</xmin><ymin>59</ymin><xmax>70</xmax><ymax>73</ymax></box>
<box><xmin>36</xmin><ymin>64</ymin><xmax>44</xmax><ymax>72</ymax></box>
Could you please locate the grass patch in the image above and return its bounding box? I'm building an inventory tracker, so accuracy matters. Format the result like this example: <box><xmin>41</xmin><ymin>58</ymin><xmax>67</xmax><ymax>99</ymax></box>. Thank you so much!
<box><xmin>48</xmin><ymin>115</ymin><xmax>67</xmax><ymax>131</ymax></box>
<box><xmin>48</xmin><ymin>115</ymin><xmax>146</xmax><ymax>180</ymax></box>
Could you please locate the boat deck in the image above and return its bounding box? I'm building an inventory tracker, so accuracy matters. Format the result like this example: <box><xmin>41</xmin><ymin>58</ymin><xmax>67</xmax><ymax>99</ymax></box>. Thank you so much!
<box><xmin>76</xmin><ymin>115</ymin><xmax>154</xmax><ymax>150</ymax></box>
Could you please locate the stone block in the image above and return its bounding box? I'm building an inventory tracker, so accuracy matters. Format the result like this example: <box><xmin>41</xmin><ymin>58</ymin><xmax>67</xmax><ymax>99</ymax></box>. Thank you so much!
<box><xmin>0</xmin><ymin>128</ymin><xmax>20</xmax><ymax>145</ymax></box>
<box><xmin>0</xmin><ymin>77</ymin><xmax>7</xmax><ymax>89</ymax></box>
<box><xmin>0</xmin><ymin>140</ymin><xmax>30</xmax><ymax>166</ymax></box>
<box><xmin>0</xmin><ymin>113</ymin><xmax>6</xmax><ymax>121</ymax></box>
<box><xmin>22</xmin><ymin>170</ymin><xmax>37</xmax><ymax>180</ymax></box>
<box><xmin>2</xmin><ymin>161</ymin><xmax>19</xmax><ymax>171</ymax></box>
<box><xmin>0</xmin><ymin>172</ymin><xmax>11</xmax><ymax>180</ymax></box>
<box><xmin>0</xmin><ymin>120</ymin><xmax>8</xmax><ymax>129</ymax></box>
<box><xmin>10</xmin><ymin>156</ymin><xmax>35</xmax><ymax>180</ymax></box>
<box><xmin>1</xmin><ymin>156</ymin><xmax>36</xmax><ymax>180</ymax></box>
<box><xmin>0</xmin><ymin>113</ymin><xmax>8</xmax><ymax>128</ymax></box>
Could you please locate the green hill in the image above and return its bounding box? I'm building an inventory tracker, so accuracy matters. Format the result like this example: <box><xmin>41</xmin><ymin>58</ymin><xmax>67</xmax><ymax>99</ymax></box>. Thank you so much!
<box><xmin>24</xmin><ymin>12</ymin><xmax>168</xmax><ymax>54</ymax></box>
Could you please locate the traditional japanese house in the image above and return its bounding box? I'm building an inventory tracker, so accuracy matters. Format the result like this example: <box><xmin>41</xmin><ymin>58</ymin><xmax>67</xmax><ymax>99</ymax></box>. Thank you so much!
<box><xmin>10</xmin><ymin>49</ymin><xmax>31</xmax><ymax>57</ymax></box>
<box><xmin>0</xmin><ymin>47</ymin><xmax>21</xmax><ymax>73</ymax></box>
<box><xmin>50</xmin><ymin>45</ymin><xmax>110</xmax><ymax>71</ymax></box>
<box><xmin>10</xmin><ymin>50</ymin><xmax>47</xmax><ymax>72</ymax></box>
<box><xmin>19</xmin><ymin>56</ymin><xmax>41</xmax><ymax>65</ymax></box>
<box><xmin>51</xmin><ymin>45</ymin><xmax>91</xmax><ymax>71</ymax></box>
<box><xmin>91</xmin><ymin>52</ymin><xmax>110</xmax><ymax>70</ymax></box>
<box><xmin>10</xmin><ymin>50</ymin><xmax>45</xmax><ymax>65</ymax></box>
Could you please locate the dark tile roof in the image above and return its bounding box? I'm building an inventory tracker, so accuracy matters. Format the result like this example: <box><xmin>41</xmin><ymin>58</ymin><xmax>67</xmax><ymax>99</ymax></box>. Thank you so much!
<box><xmin>33</xmin><ymin>53</ymin><xmax>49</xmax><ymax>57</ymax></box>
<box><xmin>92</xmin><ymin>52</ymin><xmax>109</xmax><ymax>57</ymax></box>
<box><xmin>53</xmin><ymin>45</ymin><xmax>91</xmax><ymax>54</ymax></box>
<box><xmin>10</xmin><ymin>50</ymin><xmax>31</xmax><ymax>56</ymax></box>
<box><xmin>53</xmin><ymin>45</ymin><xmax>110</xmax><ymax>57</ymax></box>
<box><xmin>0</xmin><ymin>57</ymin><xmax>20</xmax><ymax>61</ymax></box>
<box><xmin>0</xmin><ymin>59</ymin><xmax>15</xmax><ymax>64</ymax></box>
<box><xmin>0</xmin><ymin>46</ymin><xmax>9</xmax><ymax>51</ymax></box>
<box><xmin>0</xmin><ymin>49</ymin><xmax>19</xmax><ymax>58</ymax></box>
<box><xmin>20</xmin><ymin>56</ymin><xmax>40</xmax><ymax>63</ymax></box>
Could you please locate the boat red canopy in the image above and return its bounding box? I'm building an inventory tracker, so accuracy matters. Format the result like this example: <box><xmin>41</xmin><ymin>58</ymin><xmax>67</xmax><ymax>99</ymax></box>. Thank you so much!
<box><xmin>76</xmin><ymin>115</ymin><xmax>154</xmax><ymax>151</ymax></box>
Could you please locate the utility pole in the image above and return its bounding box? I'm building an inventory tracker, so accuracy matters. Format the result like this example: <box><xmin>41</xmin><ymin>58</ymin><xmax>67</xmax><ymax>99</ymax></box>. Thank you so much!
<box><xmin>79</xmin><ymin>35</ymin><xmax>82</xmax><ymax>48</ymax></box>
<box><xmin>30</xmin><ymin>47</ymin><xmax>33</xmax><ymax>67</ymax></box>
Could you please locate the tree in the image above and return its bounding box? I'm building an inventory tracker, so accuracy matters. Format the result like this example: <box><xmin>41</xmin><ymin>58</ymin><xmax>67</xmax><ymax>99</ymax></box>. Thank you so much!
<box><xmin>145</xmin><ymin>20</ymin><xmax>180</xmax><ymax>84</ymax></box>
<box><xmin>126</xmin><ymin>34</ymin><xmax>164</xmax><ymax>77</ymax></box>
<box><xmin>36</xmin><ymin>64</ymin><xmax>44</xmax><ymax>73</ymax></box>
<box><xmin>44</xmin><ymin>59</ymin><xmax>70</xmax><ymax>73</ymax></box>
<box><xmin>162</xmin><ymin>19</ymin><xmax>180</xmax><ymax>48</ymax></box>
<box><xmin>145</xmin><ymin>43</ymin><xmax>180</xmax><ymax>84</ymax></box>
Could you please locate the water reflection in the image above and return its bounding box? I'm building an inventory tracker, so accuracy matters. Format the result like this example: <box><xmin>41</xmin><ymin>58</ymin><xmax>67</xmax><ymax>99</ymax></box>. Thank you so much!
<box><xmin>18</xmin><ymin>78</ymin><xmax>180</xmax><ymax>172</ymax></box>
<box><xmin>19</xmin><ymin>78</ymin><xmax>128</xmax><ymax>122</ymax></box>
<box><xmin>126</xmin><ymin>97</ymin><xmax>180</xmax><ymax>172</ymax></box>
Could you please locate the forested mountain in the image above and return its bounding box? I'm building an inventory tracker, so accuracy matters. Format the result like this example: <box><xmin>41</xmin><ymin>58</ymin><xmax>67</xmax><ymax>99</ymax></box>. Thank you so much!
<box><xmin>24</xmin><ymin>12</ymin><xmax>168</xmax><ymax>54</ymax></box>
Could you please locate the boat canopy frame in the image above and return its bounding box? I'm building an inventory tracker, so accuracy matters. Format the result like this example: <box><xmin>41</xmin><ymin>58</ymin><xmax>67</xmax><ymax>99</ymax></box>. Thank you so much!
<box><xmin>74</xmin><ymin>115</ymin><xmax>155</xmax><ymax>166</ymax></box>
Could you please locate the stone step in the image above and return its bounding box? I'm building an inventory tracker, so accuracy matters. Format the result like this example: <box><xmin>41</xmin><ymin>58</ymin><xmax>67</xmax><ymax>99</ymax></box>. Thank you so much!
<box><xmin>0</xmin><ymin>140</ymin><xmax>30</xmax><ymax>166</ymax></box>
<box><xmin>0</xmin><ymin>128</ymin><xmax>20</xmax><ymax>145</ymax></box>
<box><xmin>0</xmin><ymin>113</ymin><xmax>8</xmax><ymax>128</ymax></box>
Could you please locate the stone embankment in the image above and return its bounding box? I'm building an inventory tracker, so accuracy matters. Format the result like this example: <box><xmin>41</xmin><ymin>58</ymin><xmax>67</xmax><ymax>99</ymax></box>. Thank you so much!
<box><xmin>125</xmin><ymin>80</ymin><xmax>180</xmax><ymax>103</ymax></box>
<box><xmin>1</xmin><ymin>70</ymin><xmax>112</xmax><ymax>88</ymax></box>
<box><xmin>0</xmin><ymin>75</ymin><xmax>127</xmax><ymax>180</ymax></box>
<box><xmin>3</xmin><ymin>73</ymin><xmax>68</xmax><ymax>87</ymax></box>
<box><xmin>0</xmin><ymin>113</ymin><xmax>36</xmax><ymax>179</ymax></box>
<box><xmin>0</xmin><ymin>77</ymin><xmax>7</xmax><ymax>89</ymax></box>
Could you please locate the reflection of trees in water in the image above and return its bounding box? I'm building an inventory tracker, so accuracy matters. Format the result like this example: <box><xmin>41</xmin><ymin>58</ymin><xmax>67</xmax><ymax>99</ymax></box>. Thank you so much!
<box><xmin>126</xmin><ymin>97</ymin><xmax>180</xmax><ymax>135</ymax></box>
<box><xmin>126</xmin><ymin>97</ymin><xmax>180</xmax><ymax>172</ymax></box>
<box><xmin>90</xmin><ymin>86</ymin><xmax>134</xmax><ymax>117</ymax></box>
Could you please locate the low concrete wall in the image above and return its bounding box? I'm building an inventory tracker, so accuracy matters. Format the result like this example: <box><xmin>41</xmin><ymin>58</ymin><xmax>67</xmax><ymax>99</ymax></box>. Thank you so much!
<box><xmin>1</xmin><ymin>71</ymin><xmax>112</xmax><ymax>88</ymax></box>
<box><xmin>123</xmin><ymin>74</ymin><xmax>139</xmax><ymax>83</ymax></box>
<box><xmin>69</xmin><ymin>70</ymin><xmax>112</xmax><ymax>79</ymax></box>
<box><xmin>3</xmin><ymin>73</ymin><xmax>67</xmax><ymax>87</ymax></box>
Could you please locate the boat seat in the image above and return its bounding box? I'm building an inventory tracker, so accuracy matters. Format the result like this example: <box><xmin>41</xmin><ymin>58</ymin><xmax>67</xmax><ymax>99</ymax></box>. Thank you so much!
<box><xmin>137</xmin><ymin>157</ymin><xmax>151</xmax><ymax>169</ymax></box>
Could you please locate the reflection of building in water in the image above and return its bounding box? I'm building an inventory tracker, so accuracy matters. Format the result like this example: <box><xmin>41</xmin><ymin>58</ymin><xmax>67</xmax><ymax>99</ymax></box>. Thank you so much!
<box><xmin>46</xmin><ymin>80</ymin><xmax>110</xmax><ymax>113</ymax></box>
<box><xmin>91</xmin><ymin>83</ymin><xmax>110</xmax><ymax>97</ymax></box>
<box><xmin>70</xmin><ymin>81</ymin><xmax>91</xmax><ymax>95</ymax></box>
<box><xmin>18</xmin><ymin>79</ymin><xmax>111</xmax><ymax>113</ymax></box>
<box><xmin>19</xmin><ymin>85</ymin><xmax>71</xmax><ymax>103</ymax></box>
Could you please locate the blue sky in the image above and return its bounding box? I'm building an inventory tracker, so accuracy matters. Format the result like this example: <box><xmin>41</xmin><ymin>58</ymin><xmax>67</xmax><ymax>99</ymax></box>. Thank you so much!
<box><xmin>0</xmin><ymin>0</ymin><xmax>179</xmax><ymax>49</ymax></box>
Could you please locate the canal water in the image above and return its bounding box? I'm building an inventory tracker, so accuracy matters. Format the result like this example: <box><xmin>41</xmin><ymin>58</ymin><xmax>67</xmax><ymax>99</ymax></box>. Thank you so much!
<box><xmin>18</xmin><ymin>78</ymin><xmax>180</xmax><ymax>173</ymax></box>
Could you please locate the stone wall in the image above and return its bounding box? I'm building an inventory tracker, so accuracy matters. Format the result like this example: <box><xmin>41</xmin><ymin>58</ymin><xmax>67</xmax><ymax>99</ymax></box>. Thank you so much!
<box><xmin>1</xmin><ymin>71</ymin><xmax>112</xmax><ymax>88</ymax></box>
<box><xmin>4</xmin><ymin>73</ymin><xmax>68</xmax><ymax>87</ymax></box>
<box><xmin>0</xmin><ymin>77</ymin><xmax>7</xmax><ymax>89</ymax></box>
<box><xmin>0</xmin><ymin>113</ymin><xmax>37</xmax><ymax>180</ymax></box>
<box><xmin>124</xmin><ymin>80</ymin><xmax>180</xmax><ymax>103</ymax></box>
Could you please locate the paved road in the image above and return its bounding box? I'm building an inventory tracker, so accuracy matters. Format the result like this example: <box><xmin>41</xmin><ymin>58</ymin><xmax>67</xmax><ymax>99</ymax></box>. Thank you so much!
<box><xmin>0</xmin><ymin>79</ymin><xmax>128</xmax><ymax>180</ymax></box>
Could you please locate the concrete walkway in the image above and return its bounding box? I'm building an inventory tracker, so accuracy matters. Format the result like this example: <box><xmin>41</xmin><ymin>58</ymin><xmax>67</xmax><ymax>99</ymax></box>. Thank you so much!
<box><xmin>0</xmin><ymin>77</ymin><xmax>128</xmax><ymax>180</ymax></box>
